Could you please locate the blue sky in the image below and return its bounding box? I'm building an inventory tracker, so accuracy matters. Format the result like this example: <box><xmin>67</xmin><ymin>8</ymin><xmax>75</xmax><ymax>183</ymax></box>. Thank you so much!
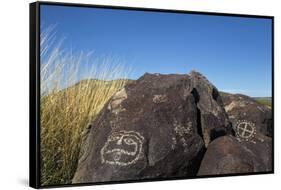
<box><xmin>40</xmin><ymin>5</ymin><xmax>272</xmax><ymax>97</ymax></box>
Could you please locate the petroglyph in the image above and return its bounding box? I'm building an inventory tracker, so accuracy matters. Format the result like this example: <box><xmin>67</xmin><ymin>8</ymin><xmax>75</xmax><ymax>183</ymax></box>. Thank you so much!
<box><xmin>101</xmin><ymin>130</ymin><xmax>144</xmax><ymax>166</ymax></box>
<box><xmin>173</xmin><ymin>120</ymin><xmax>193</xmax><ymax>136</ymax></box>
<box><xmin>172</xmin><ymin>120</ymin><xmax>192</xmax><ymax>151</ymax></box>
<box><xmin>180</xmin><ymin>137</ymin><xmax>187</xmax><ymax>147</ymax></box>
<box><xmin>235</xmin><ymin>120</ymin><xmax>256</xmax><ymax>143</ymax></box>
<box><xmin>225</xmin><ymin>101</ymin><xmax>246</xmax><ymax>112</ymax></box>
<box><xmin>152</xmin><ymin>94</ymin><xmax>168</xmax><ymax>104</ymax></box>
<box><xmin>108</xmin><ymin>88</ymin><xmax>127</xmax><ymax>114</ymax></box>
<box><xmin>112</xmin><ymin>107</ymin><xmax>126</xmax><ymax>115</ymax></box>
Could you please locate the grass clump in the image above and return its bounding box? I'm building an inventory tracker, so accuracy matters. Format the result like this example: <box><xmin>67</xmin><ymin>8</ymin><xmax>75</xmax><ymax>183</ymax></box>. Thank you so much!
<box><xmin>40</xmin><ymin>27</ymin><xmax>129</xmax><ymax>185</ymax></box>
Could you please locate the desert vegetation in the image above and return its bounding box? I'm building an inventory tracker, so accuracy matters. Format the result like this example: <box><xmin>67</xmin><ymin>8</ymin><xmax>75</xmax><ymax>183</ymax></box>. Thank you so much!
<box><xmin>40</xmin><ymin>27</ymin><xmax>130</xmax><ymax>185</ymax></box>
<box><xmin>254</xmin><ymin>97</ymin><xmax>272</xmax><ymax>108</ymax></box>
<box><xmin>220</xmin><ymin>92</ymin><xmax>272</xmax><ymax>108</ymax></box>
<box><xmin>39</xmin><ymin>27</ymin><xmax>271</xmax><ymax>186</ymax></box>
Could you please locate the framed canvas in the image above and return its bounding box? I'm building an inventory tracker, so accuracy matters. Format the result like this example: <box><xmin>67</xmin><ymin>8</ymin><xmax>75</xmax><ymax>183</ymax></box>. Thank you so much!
<box><xmin>29</xmin><ymin>1</ymin><xmax>274</xmax><ymax>188</ymax></box>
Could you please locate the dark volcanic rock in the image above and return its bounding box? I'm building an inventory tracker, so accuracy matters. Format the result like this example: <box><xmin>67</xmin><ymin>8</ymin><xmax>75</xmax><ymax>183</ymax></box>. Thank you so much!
<box><xmin>72</xmin><ymin>71</ymin><xmax>231</xmax><ymax>183</ymax></box>
<box><xmin>198</xmin><ymin>93</ymin><xmax>273</xmax><ymax>176</ymax></box>
<box><xmin>189</xmin><ymin>71</ymin><xmax>233</xmax><ymax>146</ymax></box>
<box><xmin>221</xmin><ymin>93</ymin><xmax>272</xmax><ymax>137</ymax></box>
<box><xmin>241</xmin><ymin>134</ymin><xmax>272</xmax><ymax>172</ymax></box>
<box><xmin>197</xmin><ymin>135</ymin><xmax>272</xmax><ymax>176</ymax></box>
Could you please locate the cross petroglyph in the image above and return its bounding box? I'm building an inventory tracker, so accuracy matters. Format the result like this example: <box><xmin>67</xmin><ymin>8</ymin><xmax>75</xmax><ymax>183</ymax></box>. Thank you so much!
<box><xmin>236</xmin><ymin>120</ymin><xmax>256</xmax><ymax>142</ymax></box>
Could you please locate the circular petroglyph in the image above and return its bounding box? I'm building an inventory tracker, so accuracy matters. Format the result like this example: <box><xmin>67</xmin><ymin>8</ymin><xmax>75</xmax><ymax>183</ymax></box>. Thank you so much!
<box><xmin>236</xmin><ymin>120</ymin><xmax>256</xmax><ymax>141</ymax></box>
<box><xmin>101</xmin><ymin>130</ymin><xmax>144</xmax><ymax>166</ymax></box>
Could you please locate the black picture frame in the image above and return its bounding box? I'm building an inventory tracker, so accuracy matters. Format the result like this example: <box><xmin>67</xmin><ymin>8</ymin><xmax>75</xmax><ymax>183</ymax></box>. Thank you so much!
<box><xmin>30</xmin><ymin>1</ymin><xmax>274</xmax><ymax>189</ymax></box>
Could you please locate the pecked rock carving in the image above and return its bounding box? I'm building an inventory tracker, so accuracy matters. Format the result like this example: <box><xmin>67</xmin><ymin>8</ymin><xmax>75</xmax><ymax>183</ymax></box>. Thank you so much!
<box><xmin>72</xmin><ymin>71</ymin><xmax>272</xmax><ymax>183</ymax></box>
<box><xmin>152</xmin><ymin>94</ymin><xmax>168</xmax><ymax>104</ymax></box>
<box><xmin>107</xmin><ymin>88</ymin><xmax>127</xmax><ymax>114</ymax></box>
<box><xmin>73</xmin><ymin>71</ymin><xmax>215</xmax><ymax>183</ymax></box>
<box><xmin>235</xmin><ymin>120</ymin><xmax>256</xmax><ymax>142</ymax></box>
<box><xmin>221</xmin><ymin>93</ymin><xmax>272</xmax><ymax>137</ymax></box>
<box><xmin>101</xmin><ymin>130</ymin><xmax>144</xmax><ymax>166</ymax></box>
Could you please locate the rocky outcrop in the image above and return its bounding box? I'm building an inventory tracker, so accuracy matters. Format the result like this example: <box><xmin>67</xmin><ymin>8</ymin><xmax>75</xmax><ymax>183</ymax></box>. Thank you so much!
<box><xmin>189</xmin><ymin>71</ymin><xmax>233</xmax><ymax>146</ymax></box>
<box><xmin>221</xmin><ymin>93</ymin><xmax>272</xmax><ymax>137</ymax></box>
<box><xmin>198</xmin><ymin>93</ymin><xmax>273</xmax><ymax>176</ymax></box>
<box><xmin>72</xmin><ymin>71</ymin><xmax>273</xmax><ymax>183</ymax></box>
<box><xmin>197</xmin><ymin>135</ymin><xmax>272</xmax><ymax>175</ymax></box>
<box><xmin>72</xmin><ymin>71</ymin><xmax>232</xmax><ymax>183</ymax></box>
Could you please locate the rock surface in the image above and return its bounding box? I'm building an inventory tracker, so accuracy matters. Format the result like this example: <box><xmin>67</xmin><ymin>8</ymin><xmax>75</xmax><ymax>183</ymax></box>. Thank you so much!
<box><xmin>189</xmin><ymin>72</ymin><xmax>233</xmax><ymax>146</ymax></box>
<box><xmin>197</xmin><ymin>135</ymin><xmax>272</xmax><ymax>176</ymax></box>
<box><xmin>221</xmin><ymin>93</ymin><xmax>272</xmax><ymax>137</ymax></box>
<box><xmin>72</xmin><ymin>71</ymin><xmax>231</xmax><ymax>183</ymax></box>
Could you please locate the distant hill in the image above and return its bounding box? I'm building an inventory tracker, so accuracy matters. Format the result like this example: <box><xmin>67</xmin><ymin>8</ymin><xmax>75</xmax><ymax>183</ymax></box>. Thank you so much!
<box><xmin>220</xmin><ymin>91</ymin><xmax>272</xmax><ymax>108</ymax></box>
<box><xmin>253</xmin><ymin>97</ymin><xmax>272</xmax><ymax>108</ymax></box>
<box><xmin>71</xmin><ymin>78</ymin><xmax>134</xmax><ymax>89</ymax></box>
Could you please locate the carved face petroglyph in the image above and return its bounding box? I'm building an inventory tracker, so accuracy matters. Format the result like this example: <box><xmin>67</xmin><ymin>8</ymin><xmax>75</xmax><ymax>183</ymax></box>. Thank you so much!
<box><xmin>101</xmin><ymin>130</ymin><xmax>144</xmax><ymax>166</ymax></box>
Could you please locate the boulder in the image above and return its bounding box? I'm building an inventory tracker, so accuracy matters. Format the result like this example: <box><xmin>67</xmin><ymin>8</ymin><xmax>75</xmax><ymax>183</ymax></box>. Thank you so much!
<box><xmin>197</xmin><ymin>135</ymin><xmax>272</xmax><ymax>176</ymax></box>
<box><xmin>221</xmin><ymin>93</ymin><xmax>272</xmax><ymax>137</ymax></box>
<box><xmin>72</xmin><ymin>71</ymin><xmax>231</xmax><ymax>183</ymax></box>
<box><xmin>189</xmin><ymin>71</ymin><xmax>233</xmax><ymax>146</ymax></box>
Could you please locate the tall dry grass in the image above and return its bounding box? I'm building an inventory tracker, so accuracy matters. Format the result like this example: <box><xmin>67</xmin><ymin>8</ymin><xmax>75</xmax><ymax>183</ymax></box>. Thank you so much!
<box><xmin>40</xmin><ymin>27</ymin><xmax>130</xmax><ymax>185</ymax></box>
